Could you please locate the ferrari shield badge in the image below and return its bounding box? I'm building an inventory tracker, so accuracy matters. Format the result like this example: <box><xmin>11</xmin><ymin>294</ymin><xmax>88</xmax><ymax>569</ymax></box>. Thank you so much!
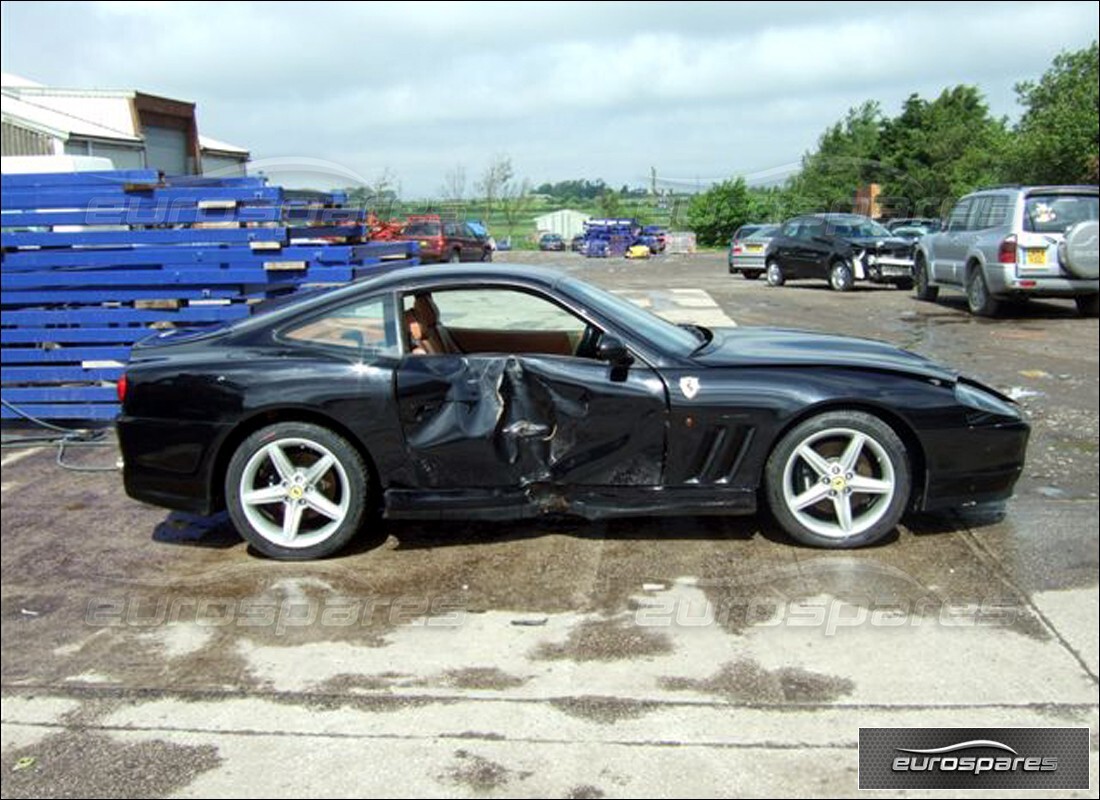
<box><xmin>679</xmin><ymin>376</ymin><xmax>700</xmax><ymax>399</ymax></box>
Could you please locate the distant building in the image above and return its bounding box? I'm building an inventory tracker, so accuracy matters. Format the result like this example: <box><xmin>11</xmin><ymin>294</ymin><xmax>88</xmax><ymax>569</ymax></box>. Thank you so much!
<box><xmin>1</xmin><ymin>73</ymin><xmax>249</xmax><ymax>175</ymax></box>
<box><xmin>534</xmin><ymin>209</ymin><xmax>591</xmax><ymax>240</ymax></box>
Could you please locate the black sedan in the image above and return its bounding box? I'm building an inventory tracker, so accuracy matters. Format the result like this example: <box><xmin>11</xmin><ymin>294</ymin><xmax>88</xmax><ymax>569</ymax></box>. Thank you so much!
<box><xmin>765</xmin><ymin>213</ymin><xmax>916</xmax><ymax>291</ymax></box>
<box><xmin>118</xmin><ymin>265</ymin><xmax>1029</xmax><ymax>559</ymax></box>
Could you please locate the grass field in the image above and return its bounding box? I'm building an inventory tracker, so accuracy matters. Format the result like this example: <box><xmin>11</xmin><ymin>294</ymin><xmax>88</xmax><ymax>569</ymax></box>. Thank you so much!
<box><xmin>385</xmin><ymin>194</ymin><xmax>692</xmax><ymax>249</ymax></box>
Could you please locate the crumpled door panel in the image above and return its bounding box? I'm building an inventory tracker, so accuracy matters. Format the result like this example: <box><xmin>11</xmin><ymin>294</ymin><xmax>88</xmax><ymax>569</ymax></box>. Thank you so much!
<box><xmin>395</xmin><ymin>354</ymin><xmax>667</xmax><ymax>489</ymax></box>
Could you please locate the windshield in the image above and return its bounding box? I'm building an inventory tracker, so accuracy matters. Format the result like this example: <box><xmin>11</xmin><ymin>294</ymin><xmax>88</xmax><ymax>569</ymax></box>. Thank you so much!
<box><xmin>1024</xmin><ymin>194</ymin><xmax>1099</xmax><ymax>234</ymax></box>
<box><xmin>562</xmin><ymin>277</ymin><xmax>702</xmax><ymax>356</ymax></box>
<box><xmin>828</xmin><ymin>219</ymin><xmax>892</xmax><ymax>238</ymax></box>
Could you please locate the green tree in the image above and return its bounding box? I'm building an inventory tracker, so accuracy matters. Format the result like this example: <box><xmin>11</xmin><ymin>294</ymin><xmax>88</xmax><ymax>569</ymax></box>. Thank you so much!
<box><xmin>786</xmin><ymin>101</ymin><xmax>884</xmax><ymax>214</ymax></box>
<box><xmin>878</xmin><ymin>86</ymin><xmax>1010</xmax><ymax>216</ymax></box>
<box><xmin>1010</xmin><ymin>41</ymin><xmax>1099</xmax><ymax>184</ymax></box>
<box><xmin>685</xmin><ymin>177</ymin><xmax>756</xmax><ymax>246</ymax></box>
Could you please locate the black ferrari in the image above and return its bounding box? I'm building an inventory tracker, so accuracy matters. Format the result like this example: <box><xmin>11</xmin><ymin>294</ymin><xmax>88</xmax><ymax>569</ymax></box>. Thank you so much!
<box><xmin>117</xmin><ymin>264</ymin><xmax>1029</xmax><ymax>559</ymax></box>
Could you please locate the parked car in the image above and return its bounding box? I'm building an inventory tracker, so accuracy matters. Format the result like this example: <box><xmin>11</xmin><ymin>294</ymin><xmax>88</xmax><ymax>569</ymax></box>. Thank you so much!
<box><xmin>118</xmin><ymin>264</ymin><xmax>1028</xmax><ymax>559</ymax></box>
<box><xmin>913</xmin><ymin>186</ymin><xmax>1099</xmax><ymax>317</ymax></box>
<box><xmin>625</xmin><ymin>243</ymin><xmax>651</xmax><ymax>259</ymax></box>
<box><xmin>539</xmin><ymin>233</ymin><xmax>566</xmax><ymax>251</ymax></box>
<box><xmin>764</xmin><ymin>214</ymin><xmax>915</xmax><ymax>291</ymax></box>
<box><xmin>641</xmin><ymin>225</ymin><xmax>668</xmax><ymax>253</ymax></box>
<box><xmin>403</xmin><ymin>216</ymin><xmax>491</xmax><ymax>263</ymax></box>
<box><xmin>570</xmin><ymin>234</ymin><xmax>586</xmax><ymax>252</ymax></box>
<box><xmin>728</xmin><ymin>224</ymin><xmax>779</xmax><ymax>279</ymax></box>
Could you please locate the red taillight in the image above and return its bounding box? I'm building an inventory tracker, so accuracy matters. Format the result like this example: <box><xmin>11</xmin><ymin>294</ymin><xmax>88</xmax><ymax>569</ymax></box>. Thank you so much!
<box><xmin>116</xmin><ymin>374</ymin><xmax>128</xmax><ymax>403</ymax></box>
<box><xmin>998</xmin><ymin>234</ymin><xmax>1018</xmax><ymax>264</ymax></box>
<box><xmin>732</xmin><ymin>244</ymin><xmax>743</xmax><ymax>254</ymax></box>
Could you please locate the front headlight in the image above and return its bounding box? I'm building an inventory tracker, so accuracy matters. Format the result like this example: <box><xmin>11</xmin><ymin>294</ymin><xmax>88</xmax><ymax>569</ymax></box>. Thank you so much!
<box><xmin>955</xmin><ymin>381</ymin><xmax>1022</xmax><ymax>422</ymax></box>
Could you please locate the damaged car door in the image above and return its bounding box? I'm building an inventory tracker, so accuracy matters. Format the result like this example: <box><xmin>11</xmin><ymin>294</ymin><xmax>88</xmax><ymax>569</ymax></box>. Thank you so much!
<box><xmin>394</xmin><ymin>287</ymin><xmax>668</xmax><ymax>491</ymax></box>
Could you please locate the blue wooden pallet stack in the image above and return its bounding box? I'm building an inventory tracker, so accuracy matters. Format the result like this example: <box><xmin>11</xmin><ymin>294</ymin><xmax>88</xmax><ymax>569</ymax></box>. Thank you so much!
<box><xmin>1</xmin><ymin>169</ymin><xmax>419</xmax><ymax>421</ymax></box>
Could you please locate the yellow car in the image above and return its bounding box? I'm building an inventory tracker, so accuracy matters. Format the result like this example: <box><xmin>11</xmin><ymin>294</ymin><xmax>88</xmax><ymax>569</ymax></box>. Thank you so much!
<box><xmin>625</xmin><ymin>243</ymin><xmax>651</xmax><ymax>259</ymax></box>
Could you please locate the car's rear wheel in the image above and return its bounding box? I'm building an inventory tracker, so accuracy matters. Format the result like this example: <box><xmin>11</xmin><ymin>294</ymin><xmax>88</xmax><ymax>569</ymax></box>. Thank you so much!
<box><xmin>226</xmin><ymin>422</ymin><xmax>369</xmax><ymax>560</ymax></box>
<box><xmin>966</xmin><ymin>268</ymin><xmax>1000</xmax><ymax>317</ymax></box>
<box><xmin>448</xmin><ymin>250</ymin><xmax>462</xmax><ymax>264</ymax></box>
<box><xmin>1076</xmin><ymin>293</ymin><xmax>1099</xmax><ymax>317</ymax></box>
<box><xmin>765</xmin><ymin>411</ymin><xmax>911</xmax><ymax>548</ymax></box>
<box><xmin>913</xmin><ymin>254</ymin><xmax>938</xmax><ymax>301</ymax></box>
<box><xmin>829</xmin><ymin>260</ymin><xmax>854</xmax><ymax>292</ymax></box>
<box><xmin>766</xmin><ymin>260</ymin><xmax>785</xmax><ymax>287</ymax></box>
<box><xmin>743</xmin><ymin>270</ymin><xmax>762</xmax><ymax>280</ymax></box>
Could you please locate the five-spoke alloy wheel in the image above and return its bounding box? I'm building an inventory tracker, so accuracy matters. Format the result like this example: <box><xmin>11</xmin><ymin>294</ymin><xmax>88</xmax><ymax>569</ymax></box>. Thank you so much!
<box><xmin>226</xmin><ymin>422</ymin><xmax>369</xmax><ymax>559</ymax></box>
<box><xmin>766</xmin><ymin>411</ymin><xmax>911</xmax><ymax>548</ymax></box>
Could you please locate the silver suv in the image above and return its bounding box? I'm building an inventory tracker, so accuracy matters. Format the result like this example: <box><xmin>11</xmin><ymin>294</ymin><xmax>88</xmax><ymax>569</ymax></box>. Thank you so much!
<box><xmin>913</xmin><ymin>186</ymin><xmax>1099</xmax><ymax>316</ymax></box>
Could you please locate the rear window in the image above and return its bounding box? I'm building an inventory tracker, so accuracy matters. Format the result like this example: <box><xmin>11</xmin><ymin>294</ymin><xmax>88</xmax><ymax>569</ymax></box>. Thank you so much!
<box><xmin>745</xmin><ymin>225</ymin><xmax>778</xmax><ymax>241</ymax></box>
<box><xmin>405</xmin><ymin>222</ymin><xmax>441</xmax><ymax>236</ymax></box>
<box><xmin>1023</xmin><ymin>194</ymin><xmax>1099</xmax><ymax>234</ymax></box>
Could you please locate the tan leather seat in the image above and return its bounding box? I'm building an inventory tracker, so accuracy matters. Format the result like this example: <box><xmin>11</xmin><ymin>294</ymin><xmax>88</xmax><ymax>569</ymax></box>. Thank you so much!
<box><xmin>408</xmin><ymin>294</ymin><xmax>458</xmax><ymax>354</ymax></box>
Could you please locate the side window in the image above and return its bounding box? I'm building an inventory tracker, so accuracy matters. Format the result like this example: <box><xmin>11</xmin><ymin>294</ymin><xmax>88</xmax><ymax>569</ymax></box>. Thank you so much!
<box><xmin>967</xmin><ymin>197</ymin><xmax>992</xmax><ymax>230</ymax></box>
<box><xmin>428</xmin><ymin>289</ymin><xmax>586</xmax><ymax>334</ymax></box>
<box><xmin>979</xmin><ymin>195</ymin><xmax>1012</xmax><ymax>229</ymax></box>
<box><xmin>781</xmin><ymin>221</ymin><xmax>801</xmax><ymax>238</ymax></box>
<box><xmin>403</xmin><ymin>288</ymin><xmax>591</xmax><ymax>358</ymax></box>
<box><xmin>945</xmin><ymin>200</ymin><xmax>972</xmax><ymax>232</ymax></box>
<box><xmin>283</xmin><ymin>295</ymin><xmax>399</xmax><ymax>357</ymax></box>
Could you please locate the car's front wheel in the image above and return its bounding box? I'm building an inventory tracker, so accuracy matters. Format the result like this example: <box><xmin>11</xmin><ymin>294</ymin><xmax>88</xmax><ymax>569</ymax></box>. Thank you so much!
<box><xmin>225</xmin><ymin>422</ymin><xmax>370</xmax><ymax>560</ymax></box>
<box><xmin>829</xmin><ymin>260</ymin><xmax>854</xmax><ymax>292</ymax></box>
<box><xmin>765</xmin><ymin>411</ymin><xmax>911</xmax><ymax>548</ymax></box>
<box><xmin>766</xmin><ymin>260</ymin><xmax>785</xmax><ymax>287</ymax></box>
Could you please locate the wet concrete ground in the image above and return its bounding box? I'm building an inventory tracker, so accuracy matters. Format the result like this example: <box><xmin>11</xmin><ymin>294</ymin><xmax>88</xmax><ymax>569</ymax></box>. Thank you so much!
<box><xmin>2</xmin><ymin>250</ymin><xmax>1097</xmax><ymax>797</ymax></box>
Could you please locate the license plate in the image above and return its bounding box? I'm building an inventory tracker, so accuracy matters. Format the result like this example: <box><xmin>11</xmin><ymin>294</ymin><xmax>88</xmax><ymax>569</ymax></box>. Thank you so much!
<box><xmin>1025</xmin><ymin>248</ymin><xmax>1047</xmax><ymax>265</ymax></box>
<box><xmin>746</xmin><ymin>244</ymin><xmax>764</xmax><ymax>253</ymax></box>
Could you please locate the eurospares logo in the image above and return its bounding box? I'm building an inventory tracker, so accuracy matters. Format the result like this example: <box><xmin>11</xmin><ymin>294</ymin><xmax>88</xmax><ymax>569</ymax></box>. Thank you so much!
<box><xmin>859</xmin><ymin>728</ymin><xmax>1089</xmax><ymax>789</ymax></box>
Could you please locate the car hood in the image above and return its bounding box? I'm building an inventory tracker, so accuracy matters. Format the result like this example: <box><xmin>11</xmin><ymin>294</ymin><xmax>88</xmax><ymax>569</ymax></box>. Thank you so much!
<box><xmin>694</xmin><ymin>327</ymin><xmax>956</xmax><ymax>381</ymax></box>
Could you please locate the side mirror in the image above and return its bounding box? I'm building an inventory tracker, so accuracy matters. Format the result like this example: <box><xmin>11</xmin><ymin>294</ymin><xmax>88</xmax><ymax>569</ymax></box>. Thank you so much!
<box><xmin>596</xmin><ymin>335</ymin><xmax>632</xmax><ymax>366</ymax></box>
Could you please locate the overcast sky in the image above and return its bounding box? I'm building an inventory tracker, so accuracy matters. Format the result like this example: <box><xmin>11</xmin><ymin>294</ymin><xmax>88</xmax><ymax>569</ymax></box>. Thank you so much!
<box><xmin>2</xmin><ymin>1</ymin><xmax>1097</xmax><ymax>196</ymax></box>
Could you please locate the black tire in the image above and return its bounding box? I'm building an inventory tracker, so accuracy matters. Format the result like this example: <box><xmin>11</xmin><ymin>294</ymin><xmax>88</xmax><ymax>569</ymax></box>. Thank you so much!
<box><xmin>225</xmin><ymin>422</ymin><xmax>370</xmax><ymax>560</ymax></box>
<box><xmin>1076</xmin><ymin>293</ymin><xmax>1100</xmax><ymax>317</ymax></box>
<box><xmin>765</xmin><ymin>411</ymin><xmax>911</xmax><ymax>548</ymax></box>
<box><xmin>743</xmin><ymin>270</ymin><xmax>762</xmax><ymax>281</ymax></box>
<box><xmin>966</xmin><ymin>268</ymin><xmax>1000</xmax><ymax>317</ymax></box>
<box><xmin>448</xmin><ymin>250</ymin><xmax>462</xmax><ymax>264</ymax></box>
<box><xmin>765</xmin><ymin>260</ymin><xmax>785</xmax><ymax>287</ymax></box>
<box><xmin>482</xmin><ymin>248</ymin><xmax>493</xmax><ymax>262</ymax></box>
<box><xmin>913</xmin><ymin>254</ymin><xmax>939</xmax><ymax>301</ymax></box>
<box><xmin>828</xmin><ymin>260</ymin><xmax>854</xmax><ymax>292</ymax></box>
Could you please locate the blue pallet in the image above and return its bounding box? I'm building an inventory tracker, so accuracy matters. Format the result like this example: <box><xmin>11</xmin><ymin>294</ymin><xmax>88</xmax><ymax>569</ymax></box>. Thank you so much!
<box><xmin>2</xmin><ymin>328</ymin><xmax>159</xmax><ymax>344</ymax></box>
<box><xmin>0</xmin><ymin>185</ymin><xmax>282</xmax><ymax>209</ymax></box>
<box><xmin>2</xmin><ymin>287</ymin><xmax>248</xmax><ymax>304</ymax></box>
<box><xmin>2</xmin><ymin>242</ymin><xmax>380</xmax><ymax>270</ymax></box>
<box><xmin>1</xmin><ymin>169</ymin><xmax>161</xmax><ymax>187</ymax></box>
<box><xmin>2</xmin><ymin>227</ymin><xmax>290</xmax><ymax>248</ymax></box>
<box><xmin>0</xmin><ymin>403</ymin><xmax>119</xmax><ymax>421</ymax></box>
<box><xmin>3</xmin><ymin>386</ymin><xmax>118</xmax><ymax>403</ymax></box>
<box><xmin>0</xmin><ymin>346</ymin><xmax>133</xmax><ymax>364</ymax></box>
<box><xmin>2</xmin><ymin>306</ymin><xmax>249</xmax><ymax>325</ymax></box>
<box><xmin>1</xmin><ymin>206</ymin><xmax>283</xmax><ymax>228</ymax></box>
<box><xmin>2</xmin><ymin>366</ymin><xmax>126</xmax><ymax>383</ymax></box>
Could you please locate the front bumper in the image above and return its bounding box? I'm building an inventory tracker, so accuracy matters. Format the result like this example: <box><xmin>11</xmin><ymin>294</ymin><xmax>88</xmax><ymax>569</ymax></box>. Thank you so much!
<box><xmin>919</xmin><ymin>419</ymin><xmax>1031</xmax><ymax>511</ymax></box>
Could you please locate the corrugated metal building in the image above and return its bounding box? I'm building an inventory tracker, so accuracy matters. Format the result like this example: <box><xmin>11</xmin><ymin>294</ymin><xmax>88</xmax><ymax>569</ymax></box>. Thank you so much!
<box><xmin>533</xmin><ymin>209</ymin><xmax>591</xmax><ymax>240</ymax></box>
<box><xmin>1</xmin><ymin>73</ymin><xmax>249</xmax><ymax>175</ymax></box>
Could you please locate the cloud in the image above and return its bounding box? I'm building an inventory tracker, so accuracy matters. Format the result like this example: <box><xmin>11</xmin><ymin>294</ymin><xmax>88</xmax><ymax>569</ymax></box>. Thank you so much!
<box><xmin>2</xmin><ymin>1</ymin><xmax>1096</xmax><ymax>195</ymax></box>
